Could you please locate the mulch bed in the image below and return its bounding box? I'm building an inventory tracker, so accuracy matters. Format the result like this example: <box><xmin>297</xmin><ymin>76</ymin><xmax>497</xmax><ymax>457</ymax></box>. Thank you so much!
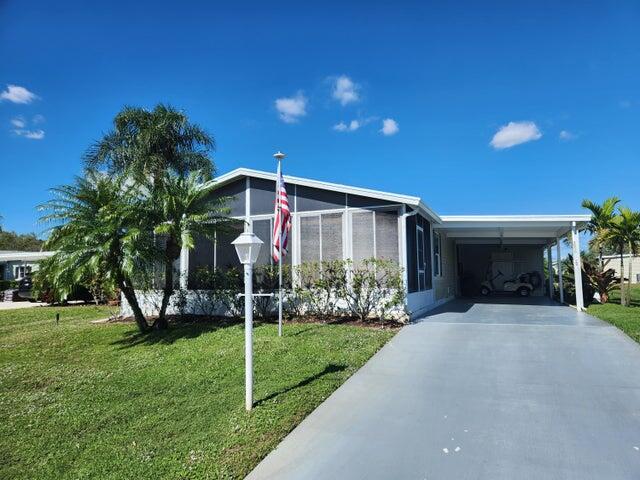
<box><xmin>110</xmin><ymin>314</ymin><xmax>405</xmax><ymax>330</ymax></box>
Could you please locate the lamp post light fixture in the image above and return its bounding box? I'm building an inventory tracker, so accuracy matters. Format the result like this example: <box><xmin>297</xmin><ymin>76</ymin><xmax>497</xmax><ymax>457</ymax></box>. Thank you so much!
<box><xmin>231</xmin><ymin>231</ymin><xmax>263</xmax><ymax>411</ymax></box>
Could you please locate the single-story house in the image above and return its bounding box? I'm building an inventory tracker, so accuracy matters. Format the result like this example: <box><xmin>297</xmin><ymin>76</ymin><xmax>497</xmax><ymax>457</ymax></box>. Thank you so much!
<box><xmin>157</xmin><ymin>168</ymin><xmax>589</xmax><ymax>318</ymax></box>
<box><xmin>603</xmin><ymin>254</ymin><xmax>640</xmax><ymax>284</ymax></box>
<box><xmin>0</xmin><ymin>251</ymin><xmax>55</xmax><ymax>283</ymax></box>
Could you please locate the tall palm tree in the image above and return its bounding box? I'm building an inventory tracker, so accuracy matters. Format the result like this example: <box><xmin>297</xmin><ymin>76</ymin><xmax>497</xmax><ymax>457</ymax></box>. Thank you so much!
<box><xmin>151</xmin><ymin>171</ymin><xmax>233</xmax><ymax>329</ymax></box>
<box><xmin>84</xmin><ymin>104</ymin><xmax>215</xmax><ymax>185</ymax></box>
<box><xmin>83</xmin><ymin>104</ymin><xmax>221</xmax><ymax>327</ymax></box>
<box><xmin>39</xmin><ymin>171</ymin><xmax>157</xmax><ymax>333</ymax></box>
<box><xmin>606</xmin><ymin>207</ymin><xmax>640</xmax><ymax>306</ymax></box>
<box><xmin>581</xmin><ymin>197</ymin><xmax>620</xmax><ymax>270</ymax></box>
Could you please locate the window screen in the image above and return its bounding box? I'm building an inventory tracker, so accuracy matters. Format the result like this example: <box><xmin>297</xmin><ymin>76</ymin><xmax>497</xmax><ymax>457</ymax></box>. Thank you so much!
<box><xmin>321</xmin><ymin>213</ymin><xmax>343</xmax><ymax>261</ymax></box>
<box><xmin>215</xmin><ymin>222</ymin><xmax>243</xmax><ymax>270</ymax></box>
<box><xmin>352</xmin><ymin>211</ymin><xmax>374</xmax><ymax>267</ymax></box>
<box><xmin>252</xmin><ymin>219</ymin><xmax>272</xmax><ymax>267</ymax></box>
<box><xmin>375</xmin><ymin>211</ymin><xmax>399</xmax><ymax>262</ymax></box>
<box><xmin>300</xmin><ymin>216</ymin><xmax>321</xmax><ymax>263</ymax></box>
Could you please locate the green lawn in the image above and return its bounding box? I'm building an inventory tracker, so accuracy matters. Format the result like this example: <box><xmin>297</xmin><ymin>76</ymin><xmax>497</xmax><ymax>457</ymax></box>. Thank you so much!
<box><xmin>0</xmin><ymin>305</ymin><xmax>395</xmax><ymax>479</ymax></box>
<box><xmin>588</xmin><ymin>284</ymin><xmax>640</xmax><ymax>343</ymax></box>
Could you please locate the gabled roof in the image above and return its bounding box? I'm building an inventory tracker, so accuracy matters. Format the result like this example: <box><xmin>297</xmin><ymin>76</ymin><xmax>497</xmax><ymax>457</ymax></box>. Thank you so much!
<box><xmin>214</xmin><ymin>168</ymin><xmax>442</xmax><ymax>223</ymax></box>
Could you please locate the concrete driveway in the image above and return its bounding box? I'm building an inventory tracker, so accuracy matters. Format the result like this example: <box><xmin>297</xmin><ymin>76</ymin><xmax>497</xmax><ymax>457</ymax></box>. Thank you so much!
<box><xmin>248</xmin><ymin>298</ymin><xmax>640</xmax><ymax>480</ymax></box>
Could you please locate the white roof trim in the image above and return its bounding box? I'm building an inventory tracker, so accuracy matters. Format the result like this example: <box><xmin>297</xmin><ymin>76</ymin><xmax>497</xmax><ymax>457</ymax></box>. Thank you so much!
<box><xmin>215</xmin><ymin>168</ymin><xmax>442</xmax><ymax>223</ymax></box>
<box><xmin>0</xmin><ymin>251</ymin><xmax>55</xmax><ymax>262</ymax></box>
<box><xmin>440</xmin><ymin>215</ymin><xmax>591</xmax><ymax>223</ymax></box>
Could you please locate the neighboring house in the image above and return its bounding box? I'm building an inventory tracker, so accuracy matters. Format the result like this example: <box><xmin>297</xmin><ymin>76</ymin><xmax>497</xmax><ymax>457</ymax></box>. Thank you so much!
<box><xmin>126</xmin><ymin>168</ymin><xmax>591</xmax><ymax>318</ymax></box>
<box><xmin>0</xmin><ymin>251</ymin><xmax>55</xmax><ymax>283</ymax></box>
<box><xmin>603</xmin><ymin>254</ymin><xmax>640</xmax><ymax>284</ymax></box>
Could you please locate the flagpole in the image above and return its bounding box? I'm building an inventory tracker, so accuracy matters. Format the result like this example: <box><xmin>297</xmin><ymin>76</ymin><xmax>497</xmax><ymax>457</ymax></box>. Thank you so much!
<box><xmin>274</xmin><ymin>151</ymin><xmax>285</xmax><ymax>337</ymax></box>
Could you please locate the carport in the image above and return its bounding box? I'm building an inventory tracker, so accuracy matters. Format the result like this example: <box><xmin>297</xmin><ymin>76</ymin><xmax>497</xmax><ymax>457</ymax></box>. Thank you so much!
<box><xmin>435</xmin><ymin>215</ymin><xmax>591</xmax><ymax>310</ymax></box>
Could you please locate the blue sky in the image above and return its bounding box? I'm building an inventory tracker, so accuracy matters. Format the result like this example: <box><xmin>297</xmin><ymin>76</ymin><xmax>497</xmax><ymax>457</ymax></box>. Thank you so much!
<box><xmin>1</xmin><ymin>1</ymin><xmax>639</xmax><ymax>235</ymax></box>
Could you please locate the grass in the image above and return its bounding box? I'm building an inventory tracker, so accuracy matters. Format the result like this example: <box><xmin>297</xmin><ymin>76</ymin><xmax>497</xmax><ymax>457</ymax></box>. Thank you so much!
<box><xmin>588</xmin><ymin>284</ymin><xmax>640</xmax><ymax>343</ymax></box>
<box><xmin>0</xmin><ymin>305</ymin><xmax>395</xmax><ymax>479</ymax></box>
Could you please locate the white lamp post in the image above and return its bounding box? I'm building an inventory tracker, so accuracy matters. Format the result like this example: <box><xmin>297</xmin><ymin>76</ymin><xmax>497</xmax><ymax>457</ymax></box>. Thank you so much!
<box><xmin>232</xmin><ymin>231</ymin><xmax>263</xmax><ymax>411</ymax></box>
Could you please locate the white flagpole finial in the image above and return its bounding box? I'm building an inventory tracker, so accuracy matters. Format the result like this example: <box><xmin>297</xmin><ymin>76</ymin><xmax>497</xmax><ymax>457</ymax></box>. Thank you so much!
<box><xmin>273</xmin><ymin>151</ymin><xmax>286</xmax><ymax>160</ymax></box>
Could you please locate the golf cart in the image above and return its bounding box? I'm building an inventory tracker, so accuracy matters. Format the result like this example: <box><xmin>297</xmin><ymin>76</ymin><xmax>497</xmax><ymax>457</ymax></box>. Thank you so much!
<box><xmin>480</xmin><ymin>265</ymin><xmax>542</xmax><ymax>297</ymax></box>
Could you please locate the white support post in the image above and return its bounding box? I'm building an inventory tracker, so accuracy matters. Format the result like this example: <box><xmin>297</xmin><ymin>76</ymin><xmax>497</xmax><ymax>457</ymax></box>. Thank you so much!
<box><xmin>179</xmin><ymin>246</ymin><xmax>189</xmax><ymax>290</ymax></box>
<box><xmin>244</xmin><ymin>262</ymin><xmax>254</xmax><ymax>411</ymax></box>
<box><xmin>556</xmin><ymin>238</ymin><xmax>564</xmax><ymax>304</ymax></box>
<box><xmin>547</xmin><ymin>245</ymin><xmax>554</xmax><ymax>299</ymax></box>
<box><xmin>571</xmin><ymin>222</ymin><xmax>584</xmax><ymax>311</ymax></box>
<box><xmin>400</xmin><ymin>205</ymin><xmax>409</xmax><ymax>298</ymax></box>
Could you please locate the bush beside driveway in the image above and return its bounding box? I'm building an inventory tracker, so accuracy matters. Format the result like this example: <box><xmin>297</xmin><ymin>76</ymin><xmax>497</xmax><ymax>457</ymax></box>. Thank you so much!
<box><xmin>0</xmin><ymin>305</ymin><xmax>395</xmax><ymax>479</ymax></box>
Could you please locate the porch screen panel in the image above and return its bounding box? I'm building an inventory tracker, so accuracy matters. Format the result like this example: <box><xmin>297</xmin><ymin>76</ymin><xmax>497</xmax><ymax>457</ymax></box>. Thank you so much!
<box><xmin>300</xmin><ymin>216</ymin><xmax>321</xmax><ymax>263</ymax></box>
<box><xmin>252</xmin><ymin>219</ymin><xmax>272</xmax><ymax>267</ymax></box>
<box><xmin>352</xmin><ymin>211</ymin><xmax>374</xmax><ymax>266</ymax></box>
<box><xmin>215</xmin><ymin>221</ymin><xmax>243</xmax><ymax>271</ymax></box>
<box><xmin>375</xmin><ymin>211</ymin><xmax>399</xmax><ymax>263</ymax></box>
<box><xmin>321</xmin><ymin>213</ymin><xmax>343</xmax><ymax>261</ymax></box>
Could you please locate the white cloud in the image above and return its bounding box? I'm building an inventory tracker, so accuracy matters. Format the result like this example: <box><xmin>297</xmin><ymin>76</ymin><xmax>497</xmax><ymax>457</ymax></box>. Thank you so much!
<box><xmin>0</xmin><ymin>84</ymin><xmax>38</xmax><ymax>104</ymax></box>
<box><xmin>275</xmin><ymin>91</ymin><xmax>307</xmax><ymax>123</ymax></box>
<box><xmin>619</xmin><ymin>100</ymin><xmax>632</xmax><ymax>109</ymax></box>
<box><xmin>14</xmin><ymin>129</ymin><xmax>45</xmax><ymax>140</ymax></box>
<box><xmin>490</xmin><ymin>121</ymin><xmax>542</xmax><ymax>149</ymax></box>
<box><xmin>559</xmin><ymin>130</ymin><xmax>576</xmax><ymax>141</ymax></box>
<box><xmin>333</xmin><ymin>119</ymin><xmax>361</xmax><ymax>132</ymax></box>
<box><xmin>332</xmin><ymin>76</ymin><xmax>360</xmax><ymax>106</ymax></box>
<box><xmin>32</xmin><ymin>114</ymin><xmax>45</xmax><ymax>124</ymax></box>
<box><xmin>10</xmin><ymin>117</ymin><xmax>25</xmax><ymax>128</ymax></box>
<box><xmin>380</xmin><ymin>118</ymin><xmax>399</xmax><ymax>136</ymax></box>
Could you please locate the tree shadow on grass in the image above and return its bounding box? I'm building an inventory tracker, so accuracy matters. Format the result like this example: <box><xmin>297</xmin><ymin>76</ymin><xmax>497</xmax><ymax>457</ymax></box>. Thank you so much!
<box><xmin>255</xmin><ymin>363</ymin><xmax>347</xmax><ymax>407</ymax></box>
<box><xmin>111</xmin><ymin>317</ymin><xmax>243</xmax><ymax>348</ymax></box>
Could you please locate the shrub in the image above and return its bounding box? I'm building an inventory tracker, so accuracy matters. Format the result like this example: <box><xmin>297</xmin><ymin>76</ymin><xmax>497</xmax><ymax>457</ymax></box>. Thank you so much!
<box><xmin>344</xmin><ymin>258</ymin><xmax>405</xmax><ymax>322</ymax></box>
<box><xmin>294</xmin><ymin>260</ymin><xmax>348</xmax><ymax>317</ymax></box>
<box><xmin>0</xmin><ymin>280</ymin><xmax>18</xmax><ymax>290</ymax></box>
<box><xmin>191</xmin><ymin>266</ymin><xmax>243</xmax><ymax>317</ymax></box>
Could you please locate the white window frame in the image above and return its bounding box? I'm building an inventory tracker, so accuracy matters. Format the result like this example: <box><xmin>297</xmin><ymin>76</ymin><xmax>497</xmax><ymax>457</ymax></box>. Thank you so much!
<box><xmin>14</xmin><ymin>265</ymin><xmax>30</xmax><ymax>280</ymax></box>
<box><xmin>433</xmin><ymin>230</ymin><xmax>442</xmax><ymax>278</ymax></box>
<box><xmin>416</xmin><ymin>225</ymin><xmax>426</xmax><ymax>291</ymax></box>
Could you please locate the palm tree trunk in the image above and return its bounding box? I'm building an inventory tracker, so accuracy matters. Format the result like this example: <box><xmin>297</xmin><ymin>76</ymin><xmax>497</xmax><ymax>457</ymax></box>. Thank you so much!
<box><xmin>599</xmin><ymin>246</ymin><xmax>604</xmax><ymax>271</ymax></box>
<box><xmin>627</xmin><ymin>243</ymin><xmax>633</xmax><ymax>307</ymax></box>
<box><xmin>155</xmin><ymin>235</ymin><xmax>180</xmax><ymax>330</ymax></box>
<box><xmin>619</xmin><ymin>244</ymin><xmax>626</xmax><ymax>306</ymax></box>
<box><xmin>118</xmin><ymin>279</ymin><xmax>148</xmax><ymax>333</ymax></box>
<box><xmin>155</xmin><ymin>258</ymin><xmax>173</xmax><ymax>330</ymax></box>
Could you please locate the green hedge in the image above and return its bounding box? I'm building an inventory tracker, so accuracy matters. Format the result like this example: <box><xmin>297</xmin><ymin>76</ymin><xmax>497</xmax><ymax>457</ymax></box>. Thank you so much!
<box><xmin>0</xmin><ymin>280</ymin><xmax>18</xmax><ymax>290</ymax></box>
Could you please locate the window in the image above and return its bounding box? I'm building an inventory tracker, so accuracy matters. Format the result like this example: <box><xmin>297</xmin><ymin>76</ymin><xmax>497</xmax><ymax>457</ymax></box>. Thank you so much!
<box><xmin>375</xmin><ymin>210</ymin><xmax>399</xmax><ymax>261</ymax></box>
<box><xmin>416</xmin><ymin>226</ymin><xmax>426</xmax><ymax>290</ymax></box>
<box><xmin>433</xmin><ymin>231</ymin><xmax>442</xmax><ymax>277</ymax></box>
<box><xmin>299</xmin><ymin>213</ymin><xmax>343</xmax><ymax>263</ymax></box>
<box><xmin>14</xmin><ymin>265</ymin><xmax>31</xmax><ymax>280</ymax></box>
<box><xmin>351</xmin><ymin>209</ymin><xmax>399</xmax><ymax>267</ymax></box>
<box><xmin>352</xmin><ymin>211</ymin><xmax>374</xmax><ymax>267</ymax></box>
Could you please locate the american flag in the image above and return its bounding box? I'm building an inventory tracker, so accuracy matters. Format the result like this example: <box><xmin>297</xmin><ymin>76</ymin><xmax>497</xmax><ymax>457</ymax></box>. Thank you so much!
<box><xmin>272</xmin><ymin>168</ymin><xmax>291</xmax><ymax>262</ymax></box>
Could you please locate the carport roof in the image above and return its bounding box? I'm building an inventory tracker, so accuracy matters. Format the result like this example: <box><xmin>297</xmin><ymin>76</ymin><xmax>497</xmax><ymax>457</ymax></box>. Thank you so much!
<box><xmin>436</xmin><ymin>215</ymin><xmax>591</xmax><ymax>244</ymax></box>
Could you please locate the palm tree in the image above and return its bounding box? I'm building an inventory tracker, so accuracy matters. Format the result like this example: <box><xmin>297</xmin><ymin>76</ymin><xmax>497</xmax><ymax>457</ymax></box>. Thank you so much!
<box><xmin>581</xmin><ymin>197</ymin><xmax>620</xmax><ymax>270</ymax></box>
<box><xmin>151</xmin><ymin>171</ymin><xmax>233</xmax><ymax>329</ymax></box>
<box><xmin>83</xmin><ymin>104</ymin><xmax>222</xmax><ymax>327</ymax></box>
<box><xmin>606</xmin><ymin>207</ymin><xmax>640</xmax><ymax>306</ymax></box>
<box><xmin>39</xmin><ymin>171</ymin><xmax>157</xmax><ymax>333</ymax></box>
<box><xmin>84</xmin><ymin>104</ymin><xmax>214</xmax><ymax>183</ymax></box>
